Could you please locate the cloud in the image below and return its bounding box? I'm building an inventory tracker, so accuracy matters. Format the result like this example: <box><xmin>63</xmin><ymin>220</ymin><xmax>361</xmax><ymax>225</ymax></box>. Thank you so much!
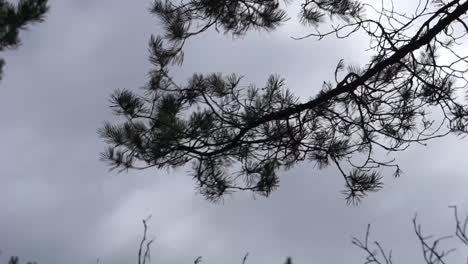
<box><xmin>1</xmin><ymin>1</ymin><xmax>468</xmax><ymax>264</ymax></box>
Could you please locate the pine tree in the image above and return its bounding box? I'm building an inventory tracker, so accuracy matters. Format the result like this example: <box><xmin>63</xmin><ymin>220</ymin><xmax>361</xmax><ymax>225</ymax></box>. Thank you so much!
<box><xmin>100</xmin><ymin>0</ymin><xmax>468</xmax><ymax>203</ymax></box>
<box><xmin>0</xmin><ymin>0</ymin><xmax>49</xmax><ymax>80</ymax></box>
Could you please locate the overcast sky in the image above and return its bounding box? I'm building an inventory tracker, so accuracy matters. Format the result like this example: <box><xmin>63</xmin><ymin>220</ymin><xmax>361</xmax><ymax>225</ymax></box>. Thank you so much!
<box><xmin>1</xmin><ymin>0</ymin><xmax>468</xmax><ymax>264</ymax></box>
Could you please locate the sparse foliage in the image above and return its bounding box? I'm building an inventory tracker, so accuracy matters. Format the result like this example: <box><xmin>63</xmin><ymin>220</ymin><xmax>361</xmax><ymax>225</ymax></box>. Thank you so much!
<box><xmin>130</xmin><ymin>207</ymin><xmax>468</xmax><ymax>264</ymax></box>
<box><xmin>353</xmin><ymin>206</ymin><xmax>468</xmax><ymax>264</ymax></box>
<box><xmin>6</xmin><ymin>256</ymin><xmax>36</xmax><ymax>264</ymax></box>
<box><xmin>101</xmin><ymin>0</ymin><xmax>468</xmax><ymax>203</ymax></box>
<box><xmin>138</xmin><ymin>217</ymin><xmax>154</xmax><ymax>264</ymax></box>
<box><xmin>4</xmin><ymin>207</ymin><xmax>468</xmax><ymax>264</ymax></box>
<box><xmin>0</xmin><ymin>0</ymin><xmax>49</xmax><ymax>80</ymax></box>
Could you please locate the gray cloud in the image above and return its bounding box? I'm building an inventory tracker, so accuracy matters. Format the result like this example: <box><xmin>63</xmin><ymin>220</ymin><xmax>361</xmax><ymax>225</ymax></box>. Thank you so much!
<box><xmin>1</xmin><ymin>1</ymin><xmax>468</xmax><ymax>264</ymax></box>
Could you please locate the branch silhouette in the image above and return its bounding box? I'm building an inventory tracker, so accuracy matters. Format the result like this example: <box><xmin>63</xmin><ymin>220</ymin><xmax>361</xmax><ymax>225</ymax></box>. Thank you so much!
<box><xmin>101</xmin><ymin>0</ymin><xmax>468</xmax><ymax>203</ymax></box>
